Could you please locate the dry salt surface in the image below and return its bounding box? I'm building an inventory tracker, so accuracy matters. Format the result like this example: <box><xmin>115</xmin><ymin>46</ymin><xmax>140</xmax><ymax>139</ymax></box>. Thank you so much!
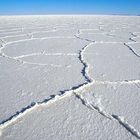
<box><xmin>0</xmin><ymin>15</ymin><xmax>140</xmax><ymax>140</ymax></box>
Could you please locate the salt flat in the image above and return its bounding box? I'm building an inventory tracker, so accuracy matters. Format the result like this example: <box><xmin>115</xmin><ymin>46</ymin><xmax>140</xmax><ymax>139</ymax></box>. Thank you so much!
<box><xmin>0</xmin><ymin>15</ymin><xmax>140</xmax><ymax>140</ymax></box>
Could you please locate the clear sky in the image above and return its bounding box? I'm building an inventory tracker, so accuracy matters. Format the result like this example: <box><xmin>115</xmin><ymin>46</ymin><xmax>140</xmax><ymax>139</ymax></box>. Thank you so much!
<box><xmin>0</xmin><ymin>0</ymin><xmax>140</xmax><ymax>15</ymax></box>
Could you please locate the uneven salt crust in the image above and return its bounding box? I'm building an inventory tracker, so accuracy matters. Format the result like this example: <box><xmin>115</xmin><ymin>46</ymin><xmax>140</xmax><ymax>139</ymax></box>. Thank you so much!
<box><xmin>0</xmin><ymin>15</ymin><xmax>140</xmax><ymax>139</ymax></box>
<box><xmin>1</xmin><ymin>94</ymin><xmax>136</xmax><ymax>140</ymax></box>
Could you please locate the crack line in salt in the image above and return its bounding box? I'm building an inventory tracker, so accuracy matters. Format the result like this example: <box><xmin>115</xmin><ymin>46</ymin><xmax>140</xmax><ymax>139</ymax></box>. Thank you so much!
<box><xmin>0</xmin><ymin>27</ymin><xmax>140</xmax><ymax>139</ymax></box>
<box><xmin>124</xmin><ymin>32</ymin><xmax>140</xmax><ymax>58</ymax></box>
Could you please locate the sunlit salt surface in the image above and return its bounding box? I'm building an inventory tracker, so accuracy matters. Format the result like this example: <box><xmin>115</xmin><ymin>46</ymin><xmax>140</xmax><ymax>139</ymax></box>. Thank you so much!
<box><xmin>0</xmin><ymin>15</ymin><xmax>140</xmax><ymax>140</ymax></box>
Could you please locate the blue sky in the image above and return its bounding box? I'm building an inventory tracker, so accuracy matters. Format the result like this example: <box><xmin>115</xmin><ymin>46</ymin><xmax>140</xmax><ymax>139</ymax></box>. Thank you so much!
<box><xmin>0</xmin><ymin>0</ymin><xmax>140</xmax><ymax>15</ymax></box>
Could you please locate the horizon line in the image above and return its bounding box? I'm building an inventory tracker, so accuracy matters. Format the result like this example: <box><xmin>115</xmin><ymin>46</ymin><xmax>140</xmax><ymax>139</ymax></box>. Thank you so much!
<box><xmin>0</xmin><ymin>13</ymin><xmax>140</xmax><ymax>17</ymax></box>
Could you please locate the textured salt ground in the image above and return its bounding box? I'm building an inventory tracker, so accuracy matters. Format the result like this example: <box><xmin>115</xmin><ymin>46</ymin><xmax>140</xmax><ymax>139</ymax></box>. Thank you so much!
<box><xmin>83</xmin><ymin>43</ymin><xmax>140</xmax><ymax>81</ymax></box>
<box><xmin>2</xmin><ymin>38</ymin><xmax>88</xmax><ymax>57</ymax></box>
<box><xmin>127</xmin><ymin>43</ymin><xmax>140</xmax><ymax>56</ymax></box>
<box><xmin>75</xmin><ymin>83</ymin><xmax>140</xmax><ymax>136</ymax></box>
<box><xmin>0</xmin><ymin>37</ymin><xmax>89</xmax><ymax>121</ymax></box>
<box><xmin>0</xmin><ymin>95</ymin><xmax>136</xmax><ymax>140</ymax></box>
<box><xmin>0</xmin><ymin>15</ymin><xmax>140</xmax><ymax>140</ymax></box>
<box><xmin>0</xmin><ymin>55</ymin><xmax>85</xmax><ymax>121</ymax></box>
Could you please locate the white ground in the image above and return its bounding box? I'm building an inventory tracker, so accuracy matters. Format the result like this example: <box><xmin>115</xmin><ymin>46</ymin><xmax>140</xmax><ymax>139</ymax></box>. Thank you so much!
<box><xmin>0</xmin><ymin>15</ymin><xmax>140</xmax><ymax>140</ymax></box>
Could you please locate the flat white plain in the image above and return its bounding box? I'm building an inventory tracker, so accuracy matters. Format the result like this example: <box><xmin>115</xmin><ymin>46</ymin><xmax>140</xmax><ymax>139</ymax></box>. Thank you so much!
<box><xmin>0</xmin><ymin>15</ymin><xmax>140</xmax><ymax>140</ymax></box>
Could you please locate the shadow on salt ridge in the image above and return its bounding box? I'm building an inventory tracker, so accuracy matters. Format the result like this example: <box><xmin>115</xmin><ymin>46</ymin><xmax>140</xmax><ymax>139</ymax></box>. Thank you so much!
<box><xmin>78</xmin><ymin>83</ymin><xmax>140</xmax><ymax>136</ymax></box>
<box><xmin>0</xmin><ymin>94</ymin><xmax>133</xmax><ymax>140</ymax></box>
